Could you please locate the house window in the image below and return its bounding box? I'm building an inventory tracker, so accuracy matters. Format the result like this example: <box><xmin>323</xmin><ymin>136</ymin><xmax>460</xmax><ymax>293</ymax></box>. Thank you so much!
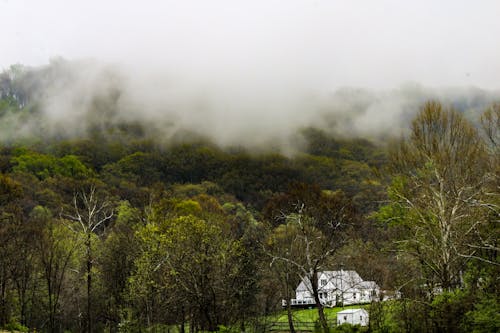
<box><xmin>360</xmin><ymin>316</ymin><xmax>363</xmax><ymax>321</ymax></box>
<box><xmin>353</xmin><ymin>293</ymin><xmax>357</xmax><ymax>299</ymax></box>
<box><xmin>321</xmin><ymin>279</ymin><xmax>327</xmax><ymax>286</ymax></box>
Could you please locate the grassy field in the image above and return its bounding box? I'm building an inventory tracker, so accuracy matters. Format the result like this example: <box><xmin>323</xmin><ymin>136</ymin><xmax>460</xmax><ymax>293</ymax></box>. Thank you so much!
<box><xmin>264</xmin><ymin>305</ymin><xmax>369</xmax><ymax>331</ymax></box>
<box><xmin>274</xmin><ymin>305</ymin><xmax>367</xmax><ymax>322</ymax></box>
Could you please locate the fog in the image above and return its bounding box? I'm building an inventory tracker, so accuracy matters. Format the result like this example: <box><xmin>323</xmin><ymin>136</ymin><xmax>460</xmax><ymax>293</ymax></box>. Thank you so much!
<box><xmin>1</xmin><ymin>1</ymin><xmax>500</xmax><ymax>149</ymax></box>
<box><xmin>2</xmin><ymin>60</ymin><xmax>498</xmax><ymax>151</ymax></box>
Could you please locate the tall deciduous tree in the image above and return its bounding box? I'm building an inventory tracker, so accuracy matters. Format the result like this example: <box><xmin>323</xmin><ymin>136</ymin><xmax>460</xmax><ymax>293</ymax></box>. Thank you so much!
<box><xmin>129</xmin><ymin>195</ymin><xmax>261</xmax><ymax>331</ymax></box>
<box><xmin>477</xmin><ymin>104</ymin><xmax>500</xmax><ymax>263</ymax></box>
<box><xmin>33</xmin><ymin>206</ymin><xmax>79</xmax><ymax>333</ymax></box>
<box><xmin>386</xmin><ymin>101</ymin><xmax>490</xmax><ymax>291</ymax></box>
<box><xmin>65</xmin><ymin>185</ymin><xmax>114</xmax><ymax>333</ymax></box>
<box><xmin>266</xmin><ymin>222</ymin><xmax>303</xmax><ymax>333</ymax></box>
<box><xmin>0</xmin><ymin>174</ymin><xmax>21</xmax><ymax>326</ymax></box>
<box><xmin>99</xmin><ymin>201</ymin><xmax>141</xmax><ymax>331</ymax></box>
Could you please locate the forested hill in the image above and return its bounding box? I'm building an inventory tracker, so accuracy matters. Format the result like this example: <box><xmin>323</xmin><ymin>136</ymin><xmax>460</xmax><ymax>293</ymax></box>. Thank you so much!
<box><xmin>0</xmin><ymin>63</ymin><xmax>498</xmax><ymax>333</ymax></box>
<box><xmin>0</xmin><ymin>62</ymin><xmax>389</xmax><ymax>212</ymax></box>
<box><xmin>0</xmin><ymin>129</ymin><xmax>386</xmax><ymax>209</ymax></box>
<box><xmin>0</xmin><ymin>64</ymin><xmax>389</xmax><ymax>332</ymax></box>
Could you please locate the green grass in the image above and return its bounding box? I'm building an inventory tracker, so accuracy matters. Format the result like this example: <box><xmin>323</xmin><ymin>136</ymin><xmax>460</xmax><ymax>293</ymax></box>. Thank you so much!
<box><xmin>274</xmin><ymin>305</ymin><xmax>368</xmax><ymax>323</ymax></box>
<box><xmin>265</xmin><ymin>305</ymin><xmax>369</xmax><ymax>331</ymax></box>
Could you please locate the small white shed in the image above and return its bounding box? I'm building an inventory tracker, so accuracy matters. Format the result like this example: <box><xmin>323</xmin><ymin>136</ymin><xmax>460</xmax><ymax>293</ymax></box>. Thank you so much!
<box><xmin>337</xmin><ymin>308</ymin><xmax>369</xmax><ymax>326</ymax></box>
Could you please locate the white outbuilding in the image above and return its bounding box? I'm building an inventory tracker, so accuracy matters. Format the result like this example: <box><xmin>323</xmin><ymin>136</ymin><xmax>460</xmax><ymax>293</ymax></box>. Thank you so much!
<box><xmin>336</xmin><ymin>308</ymin><xmax>369</xmax><ymax>326</ymax></box>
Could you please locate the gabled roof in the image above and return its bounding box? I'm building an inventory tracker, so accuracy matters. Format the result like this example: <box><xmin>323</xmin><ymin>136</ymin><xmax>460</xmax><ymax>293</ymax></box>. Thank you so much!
<box><xmin>321</xmin><ymin>270</ymin><xmax>363</xmax><ymax>285</ymax></box>
<box><xmin>296</xmin><ymin>270</ymin><xmax>377</xmax><ymax>293</ymax></box>
<box><xmin>296</xmin><ymin>279</ymin><xmax>310</xmax><ymax>292</ymax></box>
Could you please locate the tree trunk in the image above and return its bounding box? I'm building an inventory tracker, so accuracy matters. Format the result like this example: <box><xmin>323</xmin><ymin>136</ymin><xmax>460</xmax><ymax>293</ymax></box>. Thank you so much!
<box><xmin>240</xmin><ymin>316</ymin><xmax>245</xmax><ymax>333</ymax></box>
<box><xmin>190</xmin><ymin>313</ymin><xmax>195</xmax><ymax>333</ymax></box>
<box><xmin>46</xmin><ymin>266</ymin><xmax>55</xmax><ymax>333</ymax></box>
<box><xmin>311</xmin><ymin>271</ymin><xmax>329</xmax><ymax>333</ymax></box>
<box><xmin>179</xmin><ymin>307</ymin><xmax>185</xmax><ymax>333</ymax></box>
<box><xmin>286</xmin><ymin>300</ymin><xmax>296</xmax><ymax>333</ymax></box>
<box><xmin>0</xmin><ymin>267</ymin><xmax>9</xmax><ymax>326</ymax></box>
<box><xmin>285</xmin><ymin>283</ymin><xmax>296</xmax><ymax>333</ymax></box>
<box><xmin>87</xmin><ymin>233</ymin><xmax>92</xmax><ymax>333</ymax></box>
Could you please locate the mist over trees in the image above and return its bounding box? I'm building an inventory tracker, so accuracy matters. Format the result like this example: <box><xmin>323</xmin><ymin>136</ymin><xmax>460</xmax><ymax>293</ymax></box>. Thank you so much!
<box><xmin>0</xmin><ymin>64</ymin><xmax>498</xmax><ymax>332</ymax></box>
<box><xmin>2</xmin><ymin>61</ymin><xmax>500</xmax><ymax>148</ymax></box>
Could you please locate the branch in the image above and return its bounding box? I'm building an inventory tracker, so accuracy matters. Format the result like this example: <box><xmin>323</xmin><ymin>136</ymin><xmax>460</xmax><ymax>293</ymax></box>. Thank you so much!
<box><xmin>458</xmin><ymin>253</ymin><xmax>500</xmax><ymax>266</ymax></box>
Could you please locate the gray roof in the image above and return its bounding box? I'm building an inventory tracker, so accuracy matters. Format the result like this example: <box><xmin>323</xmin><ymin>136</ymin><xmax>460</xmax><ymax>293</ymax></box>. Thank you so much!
<box><xmin>296</xmin><ymin>270</ymin><xmax>378</xmax><ymax>292</ymax></box>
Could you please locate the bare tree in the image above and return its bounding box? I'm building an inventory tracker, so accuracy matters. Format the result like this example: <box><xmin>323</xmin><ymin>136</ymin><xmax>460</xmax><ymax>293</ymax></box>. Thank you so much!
<box><xmin>266</xmin><ymin>190</ymin><xmax>354</xmax><ymax>333</ymax></box>
<box><xmin>64</xmin><ymin>185</ymin><xmax>114</xmax><ymax>333</ymax></box>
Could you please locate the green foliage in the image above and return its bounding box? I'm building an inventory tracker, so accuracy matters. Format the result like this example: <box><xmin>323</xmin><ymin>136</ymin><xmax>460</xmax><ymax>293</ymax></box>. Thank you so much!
<box><xmin>173</xmin><ymin>199</ymin><xmax>202</xmax><ymax>216</ymax></box>
<box><xmin>3</xmin><ymin>321</ymin><xmax>29</xmax><ymax>332</ymax></box>
<box><xmin>372</xmin><ymin>176</ymin><xmax>408</xmax><ymax>223</ymax></box>
<box><xmin>0</xmin><ymin>173</ymin><xmax>22</xmax><ymax>204</ymax></box>
<box><xmin>116</xmin><ymin>308</ymin><xmax>142</xmax><ymax>333</ymax></box>
<box><xmin>111</xmin><ymin>152</ymin><xmax>163</xmax><ymax>185</ymax></box>
<box><xmin>49</xmin><ymin>138</ymin><xmax>129</xmax><ymax>170</ymax></box>
<box><xmin>128</xmin><ymin>195</ymin><xmax>262</xmax><ymax>330</ymax></box>
<box><xmin>170</xmin><ymin>181</ymin><xmax>224</xmax><ymax>199</ymax></box>
<box><xmin>115</xmin><ymin>200</ymin><xmax>142</xmax><ymax>227</ymax></box>
<box><xmin>11</xmin><ymin>151</ymin><xmax>92</xmax><ymax>179</ymax></box>
<box><xmin>430</xmin><ymin>290</ymin><xmax>471</xmax><ymax>332</ymax></box>
<box><xmin>465</xmin><ymin>297</ymin><xmax>500</xmax><ymax>333</ymax></box>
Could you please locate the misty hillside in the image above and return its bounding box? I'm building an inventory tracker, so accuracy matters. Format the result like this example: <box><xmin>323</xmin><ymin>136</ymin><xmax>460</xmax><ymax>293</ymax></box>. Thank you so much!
<box><xmin>0</xmin><ymin>60</ymin><xmax>498</xmax><ymax>333</ymax></box>
<box><xmin>1</xmin><ymin>61</ymin><xmax>499</xmax><ymax>148</ymax></box>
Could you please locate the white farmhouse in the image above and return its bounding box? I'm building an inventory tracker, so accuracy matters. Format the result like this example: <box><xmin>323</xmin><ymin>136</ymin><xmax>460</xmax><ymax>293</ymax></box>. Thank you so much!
<box><xmin>286</xmin><ymin>270</ymin><xmax>379</xmax><ymax>307</ymax></box>
<box><xmin>337</xmin><ymin>308</ymin><xmax>369</xmax><ymax>326</ymax></box>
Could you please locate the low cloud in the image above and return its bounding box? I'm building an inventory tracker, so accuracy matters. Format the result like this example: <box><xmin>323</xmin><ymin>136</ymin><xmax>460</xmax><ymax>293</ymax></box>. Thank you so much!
<box><xmin>1</xmin><ymin>59</ymin><xmax>499</xmax><ymax>151</ymax></box>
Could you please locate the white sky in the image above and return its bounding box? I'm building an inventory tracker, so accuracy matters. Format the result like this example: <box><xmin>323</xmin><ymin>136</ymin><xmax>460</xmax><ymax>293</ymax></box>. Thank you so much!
<box><xmin>1</xmin><ymin>0</ymin><xmax>499</xmax><ymax>90</ymax></box>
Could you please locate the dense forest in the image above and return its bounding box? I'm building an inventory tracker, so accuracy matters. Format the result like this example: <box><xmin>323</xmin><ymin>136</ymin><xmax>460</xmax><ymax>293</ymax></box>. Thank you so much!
<box><xmin>0</xmin><ymin>64</ymin><xmax>498</xmax><ymax>333</ymax></box>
